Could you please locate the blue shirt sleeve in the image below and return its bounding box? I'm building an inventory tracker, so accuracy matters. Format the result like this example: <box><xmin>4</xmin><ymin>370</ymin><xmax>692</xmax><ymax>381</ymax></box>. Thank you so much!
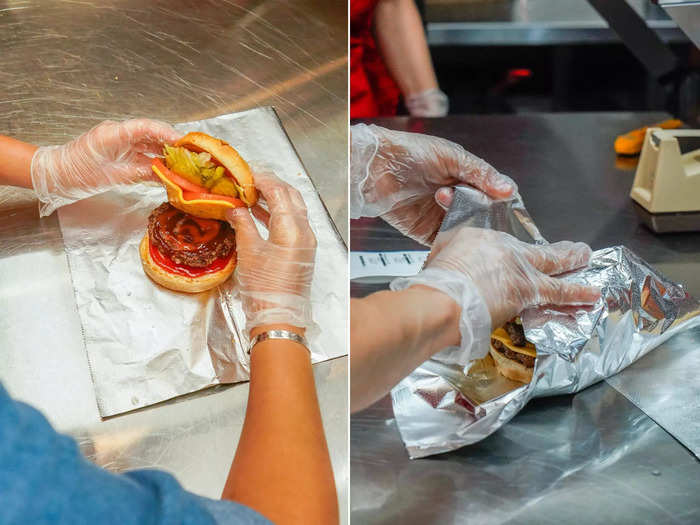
<box><xmin>0</xmin><ymin>384</ymin><xmax>271</xmax><ymax>525</ymax></box>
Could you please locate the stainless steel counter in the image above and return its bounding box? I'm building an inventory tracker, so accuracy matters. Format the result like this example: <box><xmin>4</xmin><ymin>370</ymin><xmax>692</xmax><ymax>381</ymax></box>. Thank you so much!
<box><xmin>425</xmin><ymin>0</ymin><xmax>687</xmax><ymax>46</ymax></box>
<box><xmin>350</xmin><ymin>112</ymin><xmax>700</xmax><ymax>524</ymax></box>
<box><xmin>0</xmin><ymin>1</ymin><xmax>348</xmax><ymax>521</ymax></box>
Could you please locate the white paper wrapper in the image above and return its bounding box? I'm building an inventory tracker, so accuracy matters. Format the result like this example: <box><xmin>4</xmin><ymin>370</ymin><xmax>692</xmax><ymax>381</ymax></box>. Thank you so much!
<box><xmin>58</xmin><ymin>107</ymin><xmax>347</xmax><ymax>417</ymax></box>
<box><xmin>392</xmin><ymin>186</ymin><xmax>700</xmax><ymax>458</ymax></box>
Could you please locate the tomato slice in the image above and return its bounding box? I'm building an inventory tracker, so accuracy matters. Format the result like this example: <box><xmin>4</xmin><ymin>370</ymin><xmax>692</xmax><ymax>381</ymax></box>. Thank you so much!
<box><xmin>152</xmin><ymin>158</ymin><xmax>246</xmax><ymax>207</ymax></box>
<box><xmin>152</xmin><ymin>159</ymin><xmax>208</xmax><ymax>193</ymax></box>
<box><xmin>181</xmin><ymin>191</ymin><xmax>245</xmax><ymax>207</ymax></box>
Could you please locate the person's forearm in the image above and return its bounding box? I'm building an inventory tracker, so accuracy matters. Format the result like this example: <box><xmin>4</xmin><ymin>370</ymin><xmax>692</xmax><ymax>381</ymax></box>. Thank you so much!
<box><xmin>374</xmin><ymin>0</ymin><xmax>438</xmax><ymax>96</ymax></box>
<box><xmin>0</xmin><ymin>136</ymin><xmax>37</xmax><ymax>188</ymax></box>
<box><xmin>351</xmin><ymin>286</ymin><xmax>460</xmax><ymax>412</ymax></box>
<box><xmin>223</xmin><ymin>324</ymin><xmax>338</xmax><ymax>524</ymax></box>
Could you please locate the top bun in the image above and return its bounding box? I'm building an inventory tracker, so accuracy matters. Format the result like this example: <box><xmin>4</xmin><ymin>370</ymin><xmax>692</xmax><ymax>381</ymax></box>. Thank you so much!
<box><xmin>174</xmin><ymin>132</ymin><xmax>257</xmax><ymax>207</ymax></box>
<box><xmin>153</xmin><ymin>132</ymin><xmax>258</xmax><ymax>221</ymax></box>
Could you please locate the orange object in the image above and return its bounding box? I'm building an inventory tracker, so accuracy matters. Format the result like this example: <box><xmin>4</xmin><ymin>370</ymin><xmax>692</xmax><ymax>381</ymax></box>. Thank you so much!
<box><xmin>615</xmin><ymin>119</ymin><xmax>683</xmax><ymax>155</ymax></box>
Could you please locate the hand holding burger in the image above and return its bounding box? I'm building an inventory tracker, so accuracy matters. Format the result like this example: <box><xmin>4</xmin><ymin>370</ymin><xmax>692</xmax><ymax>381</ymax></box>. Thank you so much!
<box><xmin>226</xmin><ymin>171</ymin><xmax>317</xmax><ymax>333</ymax></box>
<box><xmin>31</xmin><ymin>119</ymin><xmax>182</xmax><ymax>216</ymax></box>
<box><xmin>392</xmin><ymin>226</ymin><xmax>601</xmax><ymax>364</ymax></box>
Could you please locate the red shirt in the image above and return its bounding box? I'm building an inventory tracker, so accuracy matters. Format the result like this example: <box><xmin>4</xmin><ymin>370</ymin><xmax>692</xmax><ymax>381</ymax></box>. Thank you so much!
<box><xmin>350</xmin><ymin>0</ymin><xmax>401</xmax><ymax>118</ymax></box>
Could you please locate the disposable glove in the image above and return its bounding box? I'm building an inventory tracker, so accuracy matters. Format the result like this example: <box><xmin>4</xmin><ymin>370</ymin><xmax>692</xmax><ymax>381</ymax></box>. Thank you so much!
<box><xmin>392</xmin><ymin>226</ymin><xmax>601</xmax><ymax>362</ymax></box>
<box><xmin>31</xmin><ymin>119</ymin><xmax>181</xmax><ymax>216</ymax></box>
<box><xmin>405</xmin><ymin>88</ymin><xmax>449</xmax><ymax>117</ymax></box>
<box><xmin>351</xmin><ymin>124</ymin><xmax>515</xmax><ymax>245</ymax></box>
<box><xmin>226</xmin><ymin>171</ymin><xmax>317</xmax><ymax>333</ymax></box>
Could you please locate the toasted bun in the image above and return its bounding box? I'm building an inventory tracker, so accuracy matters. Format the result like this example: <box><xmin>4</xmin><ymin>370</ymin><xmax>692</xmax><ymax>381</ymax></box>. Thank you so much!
<box><xmin>175</xmin><ymin>132</ymin><xmax>257</xmax><ymax>206</ymax></box>
<box><xmin>139</xmin><ymin>235</ymin><xmax>236</xmax><ymax>293</ymax></box>
<box><xmin>489</xmin><ymin>346</ymin><xmax>534</xmax><ymax>384</ymax></box>
<box><xmin>153</xmin><ymin>132</ymin><xmax>257</xmax><ymax>221</ymax></box>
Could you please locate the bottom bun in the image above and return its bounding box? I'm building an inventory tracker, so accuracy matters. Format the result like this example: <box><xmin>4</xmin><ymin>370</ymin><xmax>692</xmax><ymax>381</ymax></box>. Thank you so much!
<box><xmin>489</xmin><ymin>346</ymin><xmax>534</xmax><ymax>384</ymax></box>
<box><xmin>140</xmin><ymin>235</ymin><xmax>236</xmax><ymax>293</ymax></box>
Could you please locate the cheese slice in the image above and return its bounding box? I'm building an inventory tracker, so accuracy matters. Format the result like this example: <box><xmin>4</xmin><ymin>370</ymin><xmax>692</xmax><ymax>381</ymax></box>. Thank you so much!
<box><xmin>490</xmin><ymin>327</ymin><xmax>537</xmax><ymax>357</ymax></box>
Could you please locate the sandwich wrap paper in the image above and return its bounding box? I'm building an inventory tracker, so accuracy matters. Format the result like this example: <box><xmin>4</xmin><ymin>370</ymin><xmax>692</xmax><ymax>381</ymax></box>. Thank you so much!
<box><xmin>58</xmin><ymin>107</ymin><xmax>347</xmax><ymax>417</ymax></box>
<box><xmin>391</xmin><ymin>186</ymin><xmax>700</xmax><ymax>458</ymax></box>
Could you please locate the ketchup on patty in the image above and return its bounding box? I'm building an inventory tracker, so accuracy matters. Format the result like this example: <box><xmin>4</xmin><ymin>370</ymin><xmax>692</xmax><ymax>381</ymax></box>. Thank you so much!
<box><xmin>147</xmin><ymin>203</ymin><xmax>236</xmax><ymax>272</ymax></box>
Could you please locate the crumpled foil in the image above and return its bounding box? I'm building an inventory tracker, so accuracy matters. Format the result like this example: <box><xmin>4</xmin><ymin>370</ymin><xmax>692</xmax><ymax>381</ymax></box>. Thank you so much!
<box><xmin>58</xmin><ymin>107</ymin><xmax>347</xmax><ymax>417</ymax></box>
<box><xmin>391</xmin><ymin>186</ymin><xmax>700</xmax><ymax>458</ymax></box>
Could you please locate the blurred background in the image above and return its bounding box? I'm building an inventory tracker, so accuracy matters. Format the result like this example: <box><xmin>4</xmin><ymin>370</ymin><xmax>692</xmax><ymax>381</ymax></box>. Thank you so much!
<box><xmin>426</xmin><ymin>0</ymin><xmax>697</xmax><ymax>120</ymax></box>
<box><xmin>352</xmin><ymin>0</ymin><xmax>699</xmax><ymax>124</ymax></box>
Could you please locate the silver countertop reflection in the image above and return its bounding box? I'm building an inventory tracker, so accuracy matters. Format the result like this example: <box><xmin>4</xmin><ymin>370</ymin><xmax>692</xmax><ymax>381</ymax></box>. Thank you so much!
<box><xmin>351</xmin><ymin>112</ymin><xmax>700</xmax><ymax>524</ymax></box>
<box><xmin>0</xmin><ymin>1</ymin><xmax>348</xmax><ymax>521</ymax></box>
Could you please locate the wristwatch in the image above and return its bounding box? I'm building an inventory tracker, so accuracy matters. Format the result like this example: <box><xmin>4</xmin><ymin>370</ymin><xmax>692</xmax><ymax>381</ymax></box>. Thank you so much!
<box><xmin>247</xmin><ymin>329</ymin><xmax>309</xmax><ymax>355</ymax></box>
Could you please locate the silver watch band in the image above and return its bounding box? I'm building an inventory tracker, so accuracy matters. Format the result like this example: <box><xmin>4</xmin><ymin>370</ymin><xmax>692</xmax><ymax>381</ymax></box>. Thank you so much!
<box><xmin>247</xmin><ymin>329</ymin><xmax>309</xmax><ymax>355</ymax></box>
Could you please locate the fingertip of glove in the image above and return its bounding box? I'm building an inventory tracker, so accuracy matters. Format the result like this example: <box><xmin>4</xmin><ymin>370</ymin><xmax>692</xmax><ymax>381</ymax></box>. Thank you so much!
<box><xmin>572</xmin><ymin>242</ymin><xmax>593</xmax><ymax>262</ymax></box>
<box><xmin>551</xmin><ymin>281</ymin><xmax>602</xmax><ymax>306</ymax></box>
<box><xmin>435</xmin><ymin>187</ymin><xmax>454</xmax><ymax>209</ymax></box>
<box><xmin>572</xmin><ymin>283</ymin><xmax>602</xmax><ymax>304</ymax></box>
<box><xmin>553</xmin><ymin>240</ymin><xmax>592</xmax><ymax>259</ymax></box>
<box><xmin>492</xmin><ymin>177</ymin><xmax>516</xmax><ymax>197</ymax></box>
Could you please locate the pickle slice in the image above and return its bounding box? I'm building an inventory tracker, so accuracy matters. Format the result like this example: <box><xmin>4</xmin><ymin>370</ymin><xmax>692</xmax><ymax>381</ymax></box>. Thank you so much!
<box><xmin>163</xmin><ymin>145</ymin><xmax>239</xmax><ymax>198</ymax></box>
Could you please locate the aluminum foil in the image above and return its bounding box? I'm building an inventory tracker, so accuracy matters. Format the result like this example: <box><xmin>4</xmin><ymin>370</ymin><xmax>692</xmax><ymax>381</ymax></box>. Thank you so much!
<box><xmin>58</xmin><ymin>107</ymin><xmax>347</xmax><ymax>417</ymax></box>
<box><xmin>392</xmin><ymin>186</ymin><xmax>700</xmax><ymax>458</ymax></box>
<box><xmin>440</xmin><ymin>185</ymin><xmax>544</xmax><ymax>245</ymax></box>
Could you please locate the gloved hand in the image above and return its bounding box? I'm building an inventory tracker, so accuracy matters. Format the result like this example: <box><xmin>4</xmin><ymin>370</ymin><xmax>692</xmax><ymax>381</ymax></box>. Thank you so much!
<box><xmin>226</xmin><ymin>171</ymin><xmax>317</xmax><ymax>334</ymax></box>
<box><xmin>392</xmin><ymin>226</ymin><xmax>601</xmax><ymax>362</ymax></box>
<box><xmin>351</xmin><ymin>124</ymin><xmax>516</xmax><ymax>245</ymax></box>
<box><xmin>31</xmin><ymin>119</ymin><xmax>181</xmax><ymax>216</ymax></box>
<box><xmin>405</xmin><ymin>88</ymin><xmax>449</xmax><ymax>118</ymax></box>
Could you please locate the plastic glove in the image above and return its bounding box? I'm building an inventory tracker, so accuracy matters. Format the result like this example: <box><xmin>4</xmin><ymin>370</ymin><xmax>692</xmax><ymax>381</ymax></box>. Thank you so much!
<box><xmin>31</xmin><ymin>119</ymin><xmax>181</xmax><ymax>216</ymax></box>
<box><xmin>392</xmin><ymin>226</ymin><xmax>601</xmax><ymax>362</ymax></box>
<box><xmin>351</xmin><ymin>124</ymin><xmax>516</xmax><ymax>245</ymax></box>
<box><xmin>405</xmin><ymin>88</ymin><xmax>449</xmax><ymax>118</ymax></box>
<box><xmin>226</xmin><ymin>171</ymin><xmax>316</xmax><ymax>333</ymax></box>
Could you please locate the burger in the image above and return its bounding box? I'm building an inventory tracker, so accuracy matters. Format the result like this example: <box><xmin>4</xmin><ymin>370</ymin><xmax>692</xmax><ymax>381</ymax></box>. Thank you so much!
<box><xmin>140</xmin><ymin>131</ymin><xmax>256</xmax><ymax>293</ymax></box>
<box><xmin>150</xmin><ymin>131</ymin><xmax>257</xmax><ymax>221</ymax></box>
<box><xmin>489</xmin><ymin>318</ymin><xmax>536</xmax><ymax>383</ymax></box>
<box><xmin>140</xmin><ymin>203</ymin><xmax>236</xmax><ymax>293</ymax></box>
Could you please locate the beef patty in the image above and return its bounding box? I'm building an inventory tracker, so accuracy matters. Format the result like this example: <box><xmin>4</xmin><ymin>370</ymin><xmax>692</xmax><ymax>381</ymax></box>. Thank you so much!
<box><xmin>148</xmin><ymin>203</ymin><xmax>235</xmax><ymax>267</ymax></box>
<box><xmin>505</xmin><ymin>319</ymin><xmax>527</xmax><ymax>346</ymax></box>
<box><xmin>491</xmin><ymin>339</ymin><xmax>535</xmax><ymax>368</ymax></box>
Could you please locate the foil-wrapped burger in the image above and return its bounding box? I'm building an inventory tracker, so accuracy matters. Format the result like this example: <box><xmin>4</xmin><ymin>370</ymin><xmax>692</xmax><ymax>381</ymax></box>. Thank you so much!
<box><xmin>391</xmin><ymin>186</ymin><xmax>700</xmax><ymax>459</ymax></box>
